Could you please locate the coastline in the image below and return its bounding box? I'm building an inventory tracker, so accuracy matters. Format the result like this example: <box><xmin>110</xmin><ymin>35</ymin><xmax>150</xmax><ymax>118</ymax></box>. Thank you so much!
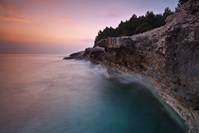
<box><xmin>64</xmin><ymin>0</ymin><xmax>199</xmax><ymax>132</ymax></box>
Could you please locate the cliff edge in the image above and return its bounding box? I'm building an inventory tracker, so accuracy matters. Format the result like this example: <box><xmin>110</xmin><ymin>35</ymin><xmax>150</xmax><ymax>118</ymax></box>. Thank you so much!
<box><xmin>64</xmin><ymin>0</ymin><xmax>199</xmax><ymax>132</ymax></box>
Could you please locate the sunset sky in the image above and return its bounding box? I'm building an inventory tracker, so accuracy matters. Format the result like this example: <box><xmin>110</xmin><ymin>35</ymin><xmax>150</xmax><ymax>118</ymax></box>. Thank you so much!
<box><xmin>0</xmin><ymin>0</ymin><xmax>178</xmax><ymax>54</ymax></box>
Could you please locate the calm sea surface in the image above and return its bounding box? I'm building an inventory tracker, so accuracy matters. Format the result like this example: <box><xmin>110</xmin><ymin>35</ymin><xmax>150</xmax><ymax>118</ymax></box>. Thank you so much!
<box><xmin>0</xmin><ymin>54</ymin><xmax>188</xmax><ymax>133</ymax></box>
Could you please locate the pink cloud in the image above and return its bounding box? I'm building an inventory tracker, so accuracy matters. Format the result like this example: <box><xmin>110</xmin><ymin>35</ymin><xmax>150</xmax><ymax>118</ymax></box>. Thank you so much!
<box><xmin>60</xmin><ymin>17</ymin><xmax>72</xmax><ymax>22</ymax></box>
<box><xmin>55</xmin><ymin>16</ymin><xmax>72</xmax><ymax>22</ymax></box>
<box><xmin>27</xmin><ymin>0</ymin><xmax>61</xmax><ymax>7</ymax></box>
<box><xmin>0</xmin><ymin>1</ymin><xmax>35</xmax><ymax>22</ymax></box>
<box><xmin>0</xmin><ymin>1</ymin><xmax>23</xmax><ymax>15</ymax></box>
<box><xmin>0</xmin><ymin>13</ymin><xmax>34</xmax><ymax>22</ymax></box>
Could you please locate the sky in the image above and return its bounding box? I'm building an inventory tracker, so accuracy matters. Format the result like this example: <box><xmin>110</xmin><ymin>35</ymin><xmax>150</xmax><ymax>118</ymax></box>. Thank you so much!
<box><xmin>0</xmin><ymin>0</ymin><xmax>178</xmax><ymax>54</ymax></box>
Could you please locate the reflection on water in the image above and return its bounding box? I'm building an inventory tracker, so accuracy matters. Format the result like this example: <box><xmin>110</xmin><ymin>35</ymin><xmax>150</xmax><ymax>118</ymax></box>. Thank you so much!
<box><xmin>0</xmin><ymin>54</ymin><xmax>187</xmax><ymax>133</ymax></box>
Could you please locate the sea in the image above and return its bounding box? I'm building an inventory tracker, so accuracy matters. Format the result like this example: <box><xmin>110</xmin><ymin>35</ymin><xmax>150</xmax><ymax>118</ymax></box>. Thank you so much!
<box><xmin>0</xmin><ymin>54</ymin><xmax>188</xmax><ymax>133</ymax></box>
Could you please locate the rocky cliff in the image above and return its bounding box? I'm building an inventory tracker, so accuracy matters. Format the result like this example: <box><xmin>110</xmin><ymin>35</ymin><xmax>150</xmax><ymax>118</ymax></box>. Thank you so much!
<box><xmin>64</xmin><ymin>0</ymin><xmax>199</xmax><ymax>132</ymax></box>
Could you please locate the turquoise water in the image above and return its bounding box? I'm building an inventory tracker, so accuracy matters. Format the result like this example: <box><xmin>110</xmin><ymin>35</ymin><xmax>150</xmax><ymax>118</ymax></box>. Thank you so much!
<box><xmin>0</xmin><ymin>54</ymin><xmax>187</xmax><ymax>133</ymax></box>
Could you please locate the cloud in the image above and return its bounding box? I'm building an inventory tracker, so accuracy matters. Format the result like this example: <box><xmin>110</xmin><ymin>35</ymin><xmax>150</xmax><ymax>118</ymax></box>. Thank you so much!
<box><xmin>60</xmin><ymin>17</ymin><xmax>72</xmax><ymax>22</ymax></box>
<box><xmin>27</xmin><ymin>0</ymin><xmax>61</xmax><ymax>7</ymax></box>
<box><xmin>0</xmin><ymin>1</ymin><xmax>35</xmax><ymax>22</ymax></box>
<box><xmin>0</xmin><ymin>13</ymin><xmax>34</xmax><ymax>22</ymax></box>
<box><xmin>55</xmin><ymin>16</ymin><xmax>72</xmax><ymax>22</ymax></box>
<box><xmin>0</xmin><ymin>1</ymin><xmax>23</xmax><ymax>15</ymax></box>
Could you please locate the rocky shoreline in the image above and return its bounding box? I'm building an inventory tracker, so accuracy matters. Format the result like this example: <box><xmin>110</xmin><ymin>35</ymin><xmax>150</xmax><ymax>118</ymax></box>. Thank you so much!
<box><xmin>64</xmin><ymin>0</ymin><xmax>199</xmax><ymax>132</ymax></box>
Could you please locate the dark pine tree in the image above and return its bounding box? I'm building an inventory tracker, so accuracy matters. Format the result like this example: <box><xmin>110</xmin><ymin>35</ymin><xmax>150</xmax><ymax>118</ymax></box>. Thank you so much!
<box><xmin>94</xmin><ymin>7</ymin><xmax>175</xmax><ymax>44</ymax></box>
<box><xmin>178</xmin><ymin>0</ymin><xmax>189</xmax><ymax>7</ymax></box>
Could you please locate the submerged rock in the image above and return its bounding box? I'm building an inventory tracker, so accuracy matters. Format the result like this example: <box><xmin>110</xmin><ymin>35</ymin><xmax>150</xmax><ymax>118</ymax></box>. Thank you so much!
<box><xmin>64</xmin><ymin>0</ymin><xmax>199</xmax><ymax>132</ymax></box>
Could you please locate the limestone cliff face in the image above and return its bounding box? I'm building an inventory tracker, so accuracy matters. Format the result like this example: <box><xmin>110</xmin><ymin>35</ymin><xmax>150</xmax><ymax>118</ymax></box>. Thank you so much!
<box><xmin>65</xmin><ymin>0</ymin><xmax>199</xmax><ymax>132</ymax></box>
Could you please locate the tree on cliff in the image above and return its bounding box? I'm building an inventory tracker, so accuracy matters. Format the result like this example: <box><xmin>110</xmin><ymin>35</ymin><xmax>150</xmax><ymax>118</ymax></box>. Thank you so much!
<box><xmin>163</xmin><ymin>7</ymin><xmax>173</xmax><ymax>20</ymax></box>
<box><xmin>94</xmin><ymin>7</ymin><xmax>173</xmax><ymax>44</ymax></box>
<box><xmin>135</xmin><ymin>22</ymin><xmax>152</xmax><ymax>33</ymax></box>
<box><xmin>178</xmin><ymin>0</ymin><xmax>189</xmax><ymax>7</ymax></box>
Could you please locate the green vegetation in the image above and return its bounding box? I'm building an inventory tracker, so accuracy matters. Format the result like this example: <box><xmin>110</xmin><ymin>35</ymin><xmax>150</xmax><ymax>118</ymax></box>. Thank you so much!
<box><xmin>94</xmin><ymin>0</ymin><xmax>190</xmax><ymax>44</ymax></box>
<box><xmin>94</xmin><ymin>8</ymin><xmax>173</xmax><ymax>44</ymax></box>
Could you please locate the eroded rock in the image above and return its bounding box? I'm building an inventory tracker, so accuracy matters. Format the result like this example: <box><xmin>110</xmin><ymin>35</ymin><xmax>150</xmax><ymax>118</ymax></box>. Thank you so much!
<box><xmin>64</xmin><ymin>0</ymin><xmax>199</xmax><ymax>132</ymax></box>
